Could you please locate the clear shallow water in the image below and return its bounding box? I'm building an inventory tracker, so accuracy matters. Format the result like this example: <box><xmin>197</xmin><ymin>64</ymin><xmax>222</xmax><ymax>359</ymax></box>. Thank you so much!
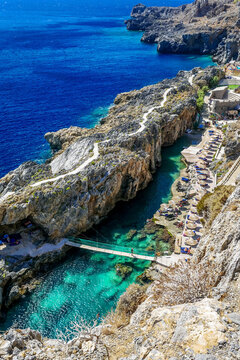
<box><xmin>0</xmin><ymin>135</ymin><xmax>195</xmax><ymax>338</ymax></box>
<box><xmin>0</xmin><ymin>0</ymin><xmax>213</xmax><ymax>177</ymax></box>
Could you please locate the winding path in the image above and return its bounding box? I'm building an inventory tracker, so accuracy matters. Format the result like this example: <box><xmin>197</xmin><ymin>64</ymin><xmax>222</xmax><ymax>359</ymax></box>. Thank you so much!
<box><xmin>0</xmin><ymin>87</ymin><xmax>173</xmax><ymax>204</ymax></box>
<box><xmin>188</xmin><ymin>74</ymin><xmax>194</xmax><ymax>86</ymax></box>
<box><xmin>30</xmin><ymin>87</ymin><xmax>173</xmax><ymax>188</ymax></box>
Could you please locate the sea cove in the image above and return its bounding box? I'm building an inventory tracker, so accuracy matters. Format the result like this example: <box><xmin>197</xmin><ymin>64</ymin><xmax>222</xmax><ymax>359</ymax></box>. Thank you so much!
<box><xmin>1</xmin><ymin>1</ymin><xmax>240</xmax><ymax>358</ymax></box>
<box><xmin>0</xmin><ymin>0</ymin><xmax>214</xmax><ymax>335</ymax></box>
<box><xmin>0</xmin><ymin>134</ymin><xmax>194</xmax><ymax>337</ymax></box>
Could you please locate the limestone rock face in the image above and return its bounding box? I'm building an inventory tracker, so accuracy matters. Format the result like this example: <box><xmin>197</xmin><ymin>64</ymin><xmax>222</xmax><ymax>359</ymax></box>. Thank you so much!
<box><xmin>0</xmin><ymin>68</ymin><xmax>210</xmax><ymax>238</ymax></box>
<box><xmin>44</xmin><ymin>126</ymin><xmax>86</xmax><ymax>152</ymax></box>
<box><xmin>0</xmin><ymin>328</ymin><xmax>108</xmax><ymax>360</ymax></box>
<box><xmin>101</xmin><ymin>298</ymin><xmax>238</xmax><ymax>360</ymax></box>
<box><xmin>126</xmin><ymin>0</ymin><xmax>240</xmax><ymax>64</ymax></box>
<box><xmin>194</xmin><ymin>184</ymin><xmax>240</xmax><ymax>294</ymax></box>
<box><xmin>1</xmin><ymin>298</ymin><xmax>238</xmax><ymax>360</ymax></box>
<box><xmin>224</xmin><ymin>122</ymin><xmax>240</xmax><ymax>161</ymax></box>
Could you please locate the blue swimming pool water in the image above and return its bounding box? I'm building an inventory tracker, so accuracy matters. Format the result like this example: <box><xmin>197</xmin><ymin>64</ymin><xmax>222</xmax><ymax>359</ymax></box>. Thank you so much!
<box><xmin>0</xmin><ymin>0</ymin><xmax>213</xmax><ymax>177</ymax></box>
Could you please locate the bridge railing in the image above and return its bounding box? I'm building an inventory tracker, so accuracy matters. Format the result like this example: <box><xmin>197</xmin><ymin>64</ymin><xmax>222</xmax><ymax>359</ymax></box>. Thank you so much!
<box><xmin>67</xmin><ymin>237</ymin><xmax>155</xmax><ymax>258</ymax></box>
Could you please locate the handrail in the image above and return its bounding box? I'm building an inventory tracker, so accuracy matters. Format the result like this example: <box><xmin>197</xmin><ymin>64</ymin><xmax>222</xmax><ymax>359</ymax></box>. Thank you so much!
<box><xmin>67</xmin><ymin>237</ymin><xmax>156</xmax><ymax>257</ymax></box>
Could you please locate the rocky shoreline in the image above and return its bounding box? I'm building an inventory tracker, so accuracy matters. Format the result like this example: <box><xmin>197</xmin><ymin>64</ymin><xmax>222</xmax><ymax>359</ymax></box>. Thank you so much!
<box><xmin>125</xmin><ymin>0</ymin><xmax>240</xmax><ymax>64</ymax></box>
<box><xmin>0</xmin><ymin>67</ymin><xmax>223</xmax><ymax>239</ymax></box>
<box><xmin>1</xmin><ymin>1</ymin><xmax>240</xmax><ymax>357</ymax></box>
<box><xmin>0</xmin><ymin>66</ymin><xmax>224</xmax><ymax>316</ymax></box>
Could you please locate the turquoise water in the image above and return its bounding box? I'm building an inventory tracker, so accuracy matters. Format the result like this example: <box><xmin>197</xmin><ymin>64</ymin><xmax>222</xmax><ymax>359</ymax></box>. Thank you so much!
<box><xmin>0</xmin><ymin>135</ymin><xmax>194</xmax><ymax>338</ymax></box>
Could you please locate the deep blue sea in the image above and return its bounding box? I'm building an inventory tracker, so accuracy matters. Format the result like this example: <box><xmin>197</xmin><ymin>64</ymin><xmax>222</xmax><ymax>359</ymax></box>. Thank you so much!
<box><xmin>0</xmin><ymin>0</ymin><xmax>213</xmax><ymax>177</ymax></box>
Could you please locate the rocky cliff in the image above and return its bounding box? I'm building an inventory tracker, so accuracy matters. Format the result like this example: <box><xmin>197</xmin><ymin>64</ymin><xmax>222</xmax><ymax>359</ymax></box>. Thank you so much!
<box><xmin>0</xmin><ymin>181</ymin><xmax>239</xmax><ymax>359</ymax></box>
<box><xmin>126</xmin><ymin>0</ymin><xmax>240</xmax><ymax>64</ymax></box>
<box><xmin>0</xmin><ymin>68</ymin><xmax>221</xmax><ymax>240</ymax></box>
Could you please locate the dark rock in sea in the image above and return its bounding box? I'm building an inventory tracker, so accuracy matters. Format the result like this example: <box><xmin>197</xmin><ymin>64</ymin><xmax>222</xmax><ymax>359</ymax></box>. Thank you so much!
<box><xmin>126</xmin><ymin>229</ymin><xmax>137</xmax><ymax>240</ymax></box>
<box><xmin>115</xmin><ymin>263</ymin><xmax>133</xmax><ymax>279</ymax></box>
<box><xmin>136</xmin><ymin>268</ymin><xmax>153</xmax><ymax>285</ymax></box>
<box><xmin>126</xmin><ymin>0</ymin><xmax>240</xmax><ymax>64</ymax></box>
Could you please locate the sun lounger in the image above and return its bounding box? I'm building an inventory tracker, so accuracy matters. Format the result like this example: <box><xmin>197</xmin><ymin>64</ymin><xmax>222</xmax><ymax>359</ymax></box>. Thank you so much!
<box><xmin>182</xmin><ymin>177</ymin><xmax>190</xmax><ymax>183</ymax></box>
<box><xmin>180</xmin><ymin>247</ymin><xmax>192</xmax><ymax>255</ymax></box>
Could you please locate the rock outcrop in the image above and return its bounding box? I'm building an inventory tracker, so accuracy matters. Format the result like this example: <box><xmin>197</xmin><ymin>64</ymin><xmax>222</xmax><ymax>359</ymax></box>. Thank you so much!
<box><xmin>1</xmin><ymin>160</ymin><xmax>239</xmax><ymax>359</ymax></box>
<box><xmin>224</xmin><ymin>121</ymin><xmax>240</xmax><ymax>161</ymax></box>
<box><xmin>125</xmin><ymin>0</ymin><xmax>240</xmax><ymax>64</ymax></box>
<box><xmin>195</xmin><ymin>184</ymin><xmax>240</xmax><ymax>295</ymax></box>
<box><xmin>0</xmin><ymin>69</ymin><xmax>209</xmax><ymax>239</ymax></box>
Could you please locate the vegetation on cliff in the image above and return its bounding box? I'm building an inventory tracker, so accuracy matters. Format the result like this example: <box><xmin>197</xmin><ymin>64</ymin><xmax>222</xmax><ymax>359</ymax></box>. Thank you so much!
<box><xmin>197</xmin><ymin>185</ymin><xmax>235</xmax><ymax>226</ymax></box>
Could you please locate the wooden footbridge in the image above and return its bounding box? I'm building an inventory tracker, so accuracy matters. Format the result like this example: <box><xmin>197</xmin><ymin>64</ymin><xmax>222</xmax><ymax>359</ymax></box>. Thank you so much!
<box><xmin>66</xmin><ymin>238</ymin><xmax>177</xmax><ymax>268</ymax></box>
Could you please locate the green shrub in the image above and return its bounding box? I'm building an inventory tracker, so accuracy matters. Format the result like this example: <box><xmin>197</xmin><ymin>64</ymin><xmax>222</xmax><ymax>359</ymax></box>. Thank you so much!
<box><xmin>196</xmin><ymin>86</ymin><xmax>209</xmax><ymax>112</ymax></box>
<box><xmin>209</xmin><ymin>76</ymin><xmax>219</xmax><ymax>89</ymax></box>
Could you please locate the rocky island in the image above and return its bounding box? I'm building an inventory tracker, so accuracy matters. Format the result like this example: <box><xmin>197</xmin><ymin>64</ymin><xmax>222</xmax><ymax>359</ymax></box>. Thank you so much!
<box><xmin>125</xmin><ymin>0</ymin><xmax>240</xmax><ymax>64</ymax></box>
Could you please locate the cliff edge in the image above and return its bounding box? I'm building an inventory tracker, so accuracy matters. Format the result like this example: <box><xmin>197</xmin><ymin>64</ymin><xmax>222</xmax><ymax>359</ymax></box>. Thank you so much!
<box><xmin>125</xmin><ymin>0</ymin><xmax>240</xmax><ymax>64</ymax></box>
<box><xmin>0</xmin><ymin>67</ymin><xmax>222</xmax><ymax>239</ymax></box>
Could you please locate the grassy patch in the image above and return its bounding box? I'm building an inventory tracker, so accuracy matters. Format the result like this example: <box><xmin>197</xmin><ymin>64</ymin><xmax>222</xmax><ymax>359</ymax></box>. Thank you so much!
<box><xmin>228</xmin><ymin>85</ymin><xmax>240</xmax><ymax>90</ymax></box>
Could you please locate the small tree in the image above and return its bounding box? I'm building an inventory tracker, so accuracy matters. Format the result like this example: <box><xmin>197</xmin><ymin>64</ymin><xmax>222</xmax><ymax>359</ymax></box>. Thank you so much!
<box><xmin>57</xmin><ymin>316</ymin><xmax>109</xmax><ymax>359</ymax></box>
<box><xmin>196</xmin><ymin>86</ymin><xmax>209</xmax><ymax>112</ymax></box>
<box><xmin>209</xmin><ymin>76</ymin><xmax>219</xmax><ymax>89</ymax></box>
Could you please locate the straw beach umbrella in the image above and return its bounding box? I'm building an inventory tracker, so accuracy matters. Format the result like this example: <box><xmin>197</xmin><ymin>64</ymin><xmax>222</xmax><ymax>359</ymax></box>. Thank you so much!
<box><xmin>198</xmin><ymin>169</ymin><xmax>209</xmax><ymax>174</ymax></box>
<box><xmin>197</xmin><ymin>162</ymin><xmax>207</xmax><ymax>168</ymax></box>
<box><xmin>199</xmin><ymin>180</ymin><xmax>207</xmax><ymax>186</ymax></box>
<box><xmin>192</xmin><ymin>199</ymin><xmax>198</xmax><ymax>206</ymax></box>
<box><xmin>198</xmin><ymin>175</ymin><xmax>207</xmax><ymax>180</ymax></box>
<box><xmin>184</xmin><ymin>229</ymin><xmax>195</xmax><ymax>237</ymax></box>
<box><xmin>186</xmin><ymin>222</ymin><xmax>197</xmax><ymax>230</ymax></box>
<box><xmin>169</xmin><ymin>200</ymin><xmax>176</xmax><ymax>207</ymax></box>
<box><xmin>188</xmin><ymin>214</ymin><xmax>199</xmax><ymax>221</ymax></box>
<box><xmin>185</xmin><ymin>238</ymin><xmax>198</xmax><ymax>247</ymax></box>
<box><xmin>188</xmin><ymin>189</ymin><xmax>196</xmax><ymax>197</ymax></box>
<box><xmin>160</xmin><ymin>203</ymin><xmax>168</xmax><ymax>212</ymax></box>
<box><xmin>194</xmin><ymin>194</ymin><xmax>201</xmax><ymax>201</ymax></box>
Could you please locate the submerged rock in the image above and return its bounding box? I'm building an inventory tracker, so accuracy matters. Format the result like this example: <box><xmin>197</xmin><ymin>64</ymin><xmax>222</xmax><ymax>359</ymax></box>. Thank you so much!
<box><xmin>126</xmin><ymin>229</ymin><xmax>137</xmax><ymax>240</ymax></box>
<box><xmin>136</xmin><ymin>268</ymin><xmax>153</xmax><ymax>285</ymax></box>
<box><xmin>115</xmin><ymin>263</ymin><xmax>133</xmax><ymax>279</ymax></box>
